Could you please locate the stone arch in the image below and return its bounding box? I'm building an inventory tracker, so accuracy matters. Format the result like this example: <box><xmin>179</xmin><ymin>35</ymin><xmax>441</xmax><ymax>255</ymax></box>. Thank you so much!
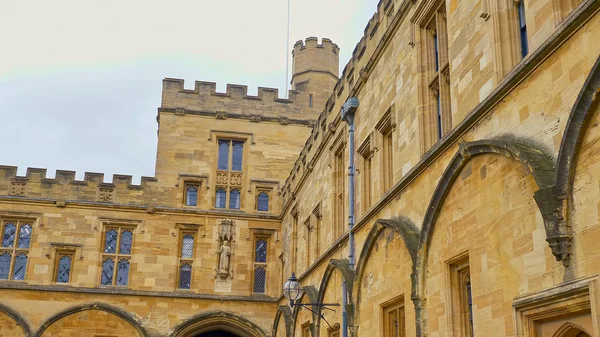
<box><xmin>352</xmin><ymin>217</ymin><xmax>419</xmax><ymax>316</ymax></box>
<box><xmin>415</xmin><ymin>138</ymin><xmax>556</xmax><ymax>336</ymax></box>
<box><xmin>552</xmin><ymin>322</ymin><xmax>592</xmax><ymax>337</ymax></box>
<box><xmin>171</xmin><ymin>311</ymin><xmax>267</xmax><ymax>337</ymax></box>
<box><xmin>272</xmin><ymin>306</ymin><xmax>293</xmax><ymax>337</ymax></box>
<box><xmin>0</xmin><ymin>302</ymin><xmax>32</xmax><ymax>337</ymax></box>
<box><xmin>314</xmin><ymin>259</ymin><xmax>355</xmax><ymax>337</ymax></box>
<box><xmin>554</xmin><ymin>54</ymin><xmax>600</xmax><ymax>265</ymax></box>
<box><xmin>291</xmin><ymin>285</ymin><xmax>319</xmax><ymax>337</ymax></box>
<box><xmin>34</xmin><ymin>302</ymin><xmax>147</xmax><ymax>337</ymax></box>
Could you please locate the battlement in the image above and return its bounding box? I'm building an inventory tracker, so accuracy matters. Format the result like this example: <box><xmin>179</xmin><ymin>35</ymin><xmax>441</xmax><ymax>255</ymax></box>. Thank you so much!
<box><xmin>292</xmin><ymin>37</ymin><xmax>339</xmax><ymax>55</ymax></box>
<box><xmin>0</xmin><ymin>165</ymin><xmax>157</xmax><ymax>189</ymax></box>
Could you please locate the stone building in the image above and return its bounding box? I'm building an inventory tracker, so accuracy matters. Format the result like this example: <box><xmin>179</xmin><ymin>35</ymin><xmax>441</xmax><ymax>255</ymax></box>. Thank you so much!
<box><xmin>1</xmin><ymin>0</ymin><xmax>600</xmax><ymax>336</ymax></box>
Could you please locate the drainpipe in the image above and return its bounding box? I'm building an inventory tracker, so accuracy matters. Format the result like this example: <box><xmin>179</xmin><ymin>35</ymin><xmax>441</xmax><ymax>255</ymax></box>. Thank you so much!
<box><xmin>341</xmin><ymin>97</ymin><xmax>359</xmax><ymax>270</ymax></box>
<box><xmin>341</xmin><ymin>97</ymin><xmax>359</xmax><ymax>337</ymax></box>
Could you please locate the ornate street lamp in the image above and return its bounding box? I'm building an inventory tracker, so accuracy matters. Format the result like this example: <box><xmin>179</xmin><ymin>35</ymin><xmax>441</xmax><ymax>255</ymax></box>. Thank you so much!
<box><xmin>283</xmin><ymin>273</ymin><xmax>340</xmax><ymax>329</ymax></box>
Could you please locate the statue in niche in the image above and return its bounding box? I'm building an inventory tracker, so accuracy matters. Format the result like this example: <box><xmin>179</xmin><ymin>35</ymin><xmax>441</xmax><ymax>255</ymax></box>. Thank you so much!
<box><xmin>218</xmin><ymin>240</ymin><xmax>231</xmax><ymax>274</ymax></box>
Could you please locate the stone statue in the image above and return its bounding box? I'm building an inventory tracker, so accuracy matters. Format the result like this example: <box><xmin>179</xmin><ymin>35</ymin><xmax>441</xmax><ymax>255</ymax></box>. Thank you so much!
<box><xmin>218</xmin><ymin>241</ymin><xmax>231</xmax><ymax>274</ymax></box>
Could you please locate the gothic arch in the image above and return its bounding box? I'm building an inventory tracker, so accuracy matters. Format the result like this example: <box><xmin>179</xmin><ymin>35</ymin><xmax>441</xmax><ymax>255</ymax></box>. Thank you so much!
<box><xmin>171</xmin><ymin>311</ymin><xmax>267</xmax><ymax>337</ymax></box>
<box><xmin>314</xmin><ymin>259</ymin><xmax>355</xmax><ymax>337</ymax></box>
<box><xmin>34</xmin><ymin>302</ymin><xmax>147</xmax><ymax>337</ymax></box>
<box><xmin>291</xmin><ymin>285</ymin><xmax>319</xmax><ymax>337</ymax></box>
<box><xmin>552</xmin><ymin>322</ymin><xmax>592</xmax><ymax>337</ymax></box>
<box><xmin>272</xmin><ymin>306</ymin><xmax>293</xmax><ymax>337</ymax></box>
<box><xmin>0</xmin><ymin>302</ymin><xmax>32</xmax><ymax>337</ymax></box>
<box><xmin>553</xmin><ymin>54</ymin><xmax>600</xmax><ymax>264</ymax></box>
<box><xmin>415</xmin><ymin>138</ymin><xmax>556</xmax><ymax>336</ymax></box>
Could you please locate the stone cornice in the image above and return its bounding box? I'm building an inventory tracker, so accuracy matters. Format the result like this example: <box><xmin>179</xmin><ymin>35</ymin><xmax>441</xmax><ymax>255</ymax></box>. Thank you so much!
<box><xmin>158</xmin><ymin>108</ymin><xmax>313</xmax><ymax>127</ymax></box>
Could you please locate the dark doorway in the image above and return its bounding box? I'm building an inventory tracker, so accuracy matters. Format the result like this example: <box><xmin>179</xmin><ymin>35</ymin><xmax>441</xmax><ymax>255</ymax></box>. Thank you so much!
<box><xmin>195</xmin><ymin>330</ymin><xmax>241</xmax><ymax>337</ymax></box>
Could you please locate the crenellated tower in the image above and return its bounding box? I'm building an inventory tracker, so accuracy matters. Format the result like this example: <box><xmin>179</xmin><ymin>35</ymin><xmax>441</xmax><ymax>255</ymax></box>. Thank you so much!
<box><xmin>291</xmin><ymin>37</ymin><xmax>339</xmax><ymax>113</ymax></box>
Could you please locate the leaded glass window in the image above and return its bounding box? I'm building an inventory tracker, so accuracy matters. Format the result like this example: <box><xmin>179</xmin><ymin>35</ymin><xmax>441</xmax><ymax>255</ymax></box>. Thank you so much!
<box><xmin>0</xmin><ymin>220</ymin><xmax>33</xmax><ymax>281</ymax></box>
<box><xmin>185</xmin><ymin>184</ymin><xmax>198</xmax><ymax>206</ymax></box>
<box><xmin>230</xmin><ymin>189</ymin><xmax>241</xmax><ymax>210</ymax></box>
<box><xmin>181</xmin><ymin>235</ymin><xmax>194</xmax><ymax>258</ymax></box>
<box><xmin>101</xmin><ymin>226</ymin><xmax>133</xmax><ymax>286</ymax></box>
<box><xmin>215</xmin><ymin>188</ymin><xmax>227</xmax><ymax>208</ymax></box>
<box><xmin>0</xmin><ymin>252</ymin><xmax>11</xmax><ymax>279</ymax></box>
<box><xmin>116</xmin><ymin>259</ymin><xmax>130</xmax><ymax>286</ymax></box>
<box><xmin>231</xmin><ymin>141</ymin><xmax>244</xmax><ymax>171</ymax></box>
<box><xmin>253</xmin><ymin>266</ymin><xmax>266</xmax><ymax>293</ymax></box>
<box><xmin>257</xmin><ymin>192</ymin><xmax>269</xmax><ymax>212</ymax></box>
<box><xmin>101</xmin><ymin>258</ymin><xmax>114</xmax><ymax>285</ymax></box>
<box><xmin>56</xmin><ymin>255</ymin><xmax>72</xmax><ymax>283</ymax></box>
<box><xmin>12</xmin><ymin>253</ymin><xmax>27</xmax><ymax>280</ymax></box>
<box><xmin>179</xmin><ymin>263</ymin><xmax>192</xmax><ymax>289</ymax></box>
<box><xmin>252</xmin><ymin>237</ymin><xmax>268</xmax><ymax>294</ymax></box>
<box><xmin>517</xmin><ymin>0</ymin><xmax>528</xmax><ymax>58</ymax></box>
<box><xmin>119</xmin><ymin>230</ymin><xmax>133</xmax><ymax>255</ymax></box>
<box><xmin>218</xmin><ymin>140</ymin><xmax>230</xmax><ymax>170</ymax></box>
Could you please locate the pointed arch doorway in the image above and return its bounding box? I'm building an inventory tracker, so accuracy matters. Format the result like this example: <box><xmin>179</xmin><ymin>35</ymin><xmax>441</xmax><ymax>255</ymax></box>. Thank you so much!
<box><xmin>194</xmin><ymin>330</ymin><xmax>244</xmax><ymax>337</ymax></box>
<box><xmin>171</xmin><ymin>311</ymin><xmax>267</xmax><ymax>337</ymax></box>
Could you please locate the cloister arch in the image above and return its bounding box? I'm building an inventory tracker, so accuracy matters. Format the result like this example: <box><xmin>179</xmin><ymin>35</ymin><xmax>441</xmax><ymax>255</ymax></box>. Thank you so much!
<box><xmin>34</xmin><ymin>302</ymin><xmax>147</xmax><ymax>337</ymax></box>
<box><xmin>0</xmin><ymin>303</ymin><xmax>32</xmax><ymax>337</ymax></box>
<box><xmin>314</xmin><ymin>259</ymin><xmax>355</xmax><ymax>337</ymax></box>
<box><xmin>272</xmin><ymin>305</ymin><xmax>293</xmax><ymax>337</ymax></box>
<box><xmin>290</xmin><ymin>285</ymin><xmax>319</xmax><ymax>337</ymax></box>
<box><xmin>170</xmin><ymin>311</ymin><xmax>267</xmax><ymax>337</ymax></box>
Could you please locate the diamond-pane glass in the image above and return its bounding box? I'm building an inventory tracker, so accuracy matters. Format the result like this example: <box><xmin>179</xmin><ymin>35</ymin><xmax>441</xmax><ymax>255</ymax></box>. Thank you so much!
<box><xmin>104</xmin><ymin>229</ymin><xmax>118</xmax><ymax>253</ymax></box>
<box><xmin>185</xmin><ymin>185</ymin><xmax>198</xmax><ymax>206</ymax></box>
<box><xmin>229</xmin><ymin>189</ymin><xmax>240</xmax><ymax>210</ymax></box>
<box><xmin>56</xmin><ymin>255</ymin><xmax>72</xmax><ymax>283</ymax></box>
<box><xmin>12</xmin><ymin>253</ymin><xmax>27</xmax><ymax>280</ymax></box>
<box><xmin>18</xmin><ymin>224</ymin><xmax>32</xmax><ymax>248</ymax></box>
<box><xmin>181</xmin><ymin>235</ymin><xmax>194</xmax><ymax>258</ymax></box>
<box><xmin>255</xmin><ymin>239</ymin><xmax>267</xmax><ymax>263</ymax></box>
<box><xmin>116</xmin><ymin>259</ymin><xmax>130</xmax><ymax>286</ymax></box>
<box><xmin>218</xmin><ymin>140</ymin><xmax>230</xmax><ymax>170</ymax></box>
<box><xmin>231</xmin><ymin>141</ymin><xmax>244</xmax><ymax>171</ymax></box>
<box><xmin>257</xmin><ymin>192</ymin><xmax>269</xmax><ymax>212</ymax></box>
<box><xmin>253</xmin><ymin>266</ymin><xmax>266</xmax><ymax>293</ymax></box>
<box><xmin>101</xmin><ymin>258</ymin><xmax>114</xmax><ymax>285</ymax></box>
<box><xmin>215</xmin><ymin>188</ymin><xmax>226</xmax><ymax>208</ymax></box>
<box><xmin>119</xmin><ymin>230</ymin><xmax>132</xmax><ymax>255</ymax></box>
<box><xmin>179</xmin><ymin>263</ymin><xmax>192</xmax><ymax>289</ymax></box>
<box><xmin>0</xmin><ymin>252</ymin><xmax>11</xmax><ymax>279</ymax></box>
<box><xmin>2</xmin><ymin>223</ymin><xmax>16</xmax><ymax>247</ymax></box>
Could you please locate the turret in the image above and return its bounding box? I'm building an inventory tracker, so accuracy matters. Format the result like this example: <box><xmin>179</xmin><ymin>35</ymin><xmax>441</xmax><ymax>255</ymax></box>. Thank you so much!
<box><xmin>291</xmin><ymin>37</ymin><xmax>340</xmax><ymax>112</ymax></box>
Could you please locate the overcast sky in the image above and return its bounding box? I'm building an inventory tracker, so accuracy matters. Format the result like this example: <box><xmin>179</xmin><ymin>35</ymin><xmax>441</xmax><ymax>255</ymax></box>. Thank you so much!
<box><xmin>0</xmin><ymin>0</ymin><xmax>377</xmax><ymax>183</ymax></box>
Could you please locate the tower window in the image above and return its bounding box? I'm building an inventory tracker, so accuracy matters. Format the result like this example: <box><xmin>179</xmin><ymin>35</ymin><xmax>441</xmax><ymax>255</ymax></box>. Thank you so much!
<box><xmin>100</xmin><ymin>227</ymin><xmax>133</xmax><ymax>286</ymax></box>
<box><xmin>178</xmin><ymin>232</ymin><xmax>195</xmax><ymax>289</ymax></box>
<box><xmin>517</xmin><ymin>1</ymin><xmax>529</xmax><ymax>58</ymax></box>
<box><xmin>185</xmin><ymin>184</ymin><xmax>199</xmax><ymax>206</ymax></box>
<box><xmin>0</xmin><ymin>220</ymin><xmax>32</xmax><ymax>281</ymax></box>
<box><xmin>218</xmin><ymin>139</ymin><xmax>245</xmax><ymax>171</ymax></box>
<box><xmin>229</xmin><ymin>189</ymin><xmax>241</xmax><ymax>210</ymax></box>
<box><xmin>55</xmin><ymin>253</ymin><xmax>74</xmax><ymax>284</ymax></box>
<box><xmin>257</xmin><ymin>191</ymin><xmax>269</xmax><ymax>212</ymax></box>
<box><xmin>253</xmin><ymin>237</ymin><xmax>268</xmax><ymax>293</ymax></box>
<box><xmin>215</xmin><ymin>188</ymin><xmax>227</xmax><ymax>208</ymax></box>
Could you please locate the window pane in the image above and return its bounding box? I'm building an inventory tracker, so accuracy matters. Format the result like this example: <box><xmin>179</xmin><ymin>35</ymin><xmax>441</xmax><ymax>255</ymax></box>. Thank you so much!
<box><xmin>185</xmin><ymin>185</ymin><xmax>198</xmax><ymax>206</ymax></box>
<box><xmin>253</xmin><ymin>266</ymin><xmax>266</xmax><ymax>293</ymax></box>
<box><xmin>433</xmin><ymin>33</ymin><xmax>439</xmax><ymax>71</ymax></box>
<box><xmin>218</xmin><ymin>140</ymin><xmax>230</xmax><ymax>170</ymax></box>
<box><xmin>12</xmin><ymin>253</ymin><xmax>27</xmax><ymax>280</ymax></box>
<box><xmin>181</xmin><ymin>234</ymin><xmax>194</xmax><ymax>258</ymax></box>
<box><xmin>56</xmin><ymin>255</ymin><xmax>72</xmax><ymax>283</ymax></box>
<box><xmin>179</xmin><ymin>263</ymin><xmax>192</xmax><ymax>289</ymax></box>
<box><xmin>231</xmin><ymin>141</ymin><xmax>244</xmax><ymax>171</ymax></box>
<box><xmin>18</xmin><ymin>224</ymin><xmax>32</xmax><ymax>248</ymax></box>
<box><xmin>2</xmin><ymin>222</ymin><xmax>16</xmax><ymax>247</ymax></box>
<box><xmin>257</xmin><ymin>192</ymin><xmax>269</xmax><ymax>211</ymax></box>
<box><xmin>116</xmin><ymin>259</ymin><xmax>130</xmax><ymax>286</ymax></box>
<box><xmin>101</xmin><ymin>258</ymin><xmax>114</xmax><ymax>285</ymax></box>
<box><xmin>215</xmin><ymin>188</ymin><xmax>227</xmax><ymax>208</ymax></box>
<box><xmin>255</xmin><ymin>239</ymin><xmax>267</xmax><ymax>263</ymax></box>
<box><xmin>230</xmin><ymin>189</ymin><xmax>240</xmax><ymax>210</ymax></box>
<box><xmin>119</xmin><ymin>230</ymin><xmax>133</xmax><ymax>255</ymax></box>
<box><xmin>104</xmin><ymin>229</ymin><xmax>118</xmax><ymax>253</ymax></box>
<box><xmin>0</xmin><ymin>252</ymin><xmax>11</xmax><ymax>279</ymax></box>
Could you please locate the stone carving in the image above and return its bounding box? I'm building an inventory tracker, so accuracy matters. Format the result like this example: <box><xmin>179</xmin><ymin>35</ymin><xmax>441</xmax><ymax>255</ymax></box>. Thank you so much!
<box><xmin>97</xmin><ymin>188</ymin><xmax>114</xmax><ymax>202</ymax></box>
<box><xmin>216</xmin><ymin>111</ymin><xmax>227</xmax><ymax>119</ymax></box>
<box><xmin>9</xmin><ymin>182</ymin><xmax>27</xmax><ymax>196</ymax></box>
<box><xmin>230</xmin><ymin>172</ymin><xmax>242</xmax><ymax>186</ymax></box>
<box><xmin>249</xmin><ymin>114</ymin><xmax>261</xmax><ymax>123</ymax></box>
<box><xmin>216</xmin><ymin>219</ymin><xmax>235</xmax><ymax>280</ymax></box>
<box><xmin>216</xmin><ymin>171</ymin><xmax>229</xmax><ymax>185</ymax></box>
<box><xmin>175</xmin><ymin>108</ymin><xmax>185</xmax><ymax>116</ymax></box>
<box><xmin>279</xmin><ymin>116</ymin><xmax>290</xmax><ymax>125</ymax></box>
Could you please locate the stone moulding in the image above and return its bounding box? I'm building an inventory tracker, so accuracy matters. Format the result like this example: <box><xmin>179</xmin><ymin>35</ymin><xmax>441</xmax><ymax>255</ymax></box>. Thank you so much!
<box><xmin>273</xmin><ymin>305</ymin><xmax>293</xmax><ymax>337</ymax></box>
<box><xmin>290</xmin><ymin>285</ymin><xmax>319</xmax><ymax>337</ymax></box>
<box><xmin>313</xmin><ymin>259</ymin><xmax>355</xmax><ymax>337</ymax></box>
<box><xmin>0</xmin><ymin>302</ymin><xmax>32</xmax><ymax>337</ymax></box>
<box><xmin>170</xmin><ymin>310</ymin><xmax>267</xmax><ymax>337</ymax></box>
<box><xmin>33</xmin><ymin>302</ymin><xmax>149</xmax><ymax>337</ymax></box>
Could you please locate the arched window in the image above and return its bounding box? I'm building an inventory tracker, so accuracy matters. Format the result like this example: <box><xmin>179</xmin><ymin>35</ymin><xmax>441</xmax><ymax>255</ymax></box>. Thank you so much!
<box><xmin>17</xmin><ymin>224</ymin><xmax>32</xmax><ymax>248</ymax></box>
<box><xmin>104</xmin><ymin>229</ymin><xmax>118</xmax><ymax>254</ymax></box>
<box><xmin>56</xmin><ymin>255</ymin><xmax>72</xmax><ymax>283</ymax></box>
<box><xmin>257</xmin><ymin>192</ymin><xmax>269</xmax><ymax>212</ymax></box>
<box><xmin>185</xmin><ymin>184</ymin><xmax>198</xmax><ymax>206</ymax></box>
<box><xmin>229</xmin><ymin>189</ymin><xmax>241</xmax><ymax>210</ymax></box>
<box><xmin>2</xmin><ymin>222</ymin><xmax>16</xmax><ymax>248</ymax></box>
<box><xmin>253</xmin><ymin>237</ymin><xmax>268</xmax><ymax>293</ymax></box>
<box><xmin>101</xmin><ymin>226</ymin><xmax>133</xmax><ymax>286</ymax></box>
<box><xmin>218</xmin><ymin>140</ymin><xmax>230</xmax><ymax>170</ymax></box>
<box><xmin>181</xmin><ymin>234</ymin><xmax>194</xmax><ymax>258</ymax></box>
<box><xmin>231</xmin><ymin>141</ymin><xmax>244</xmax><ymax>171</ymax></box>
<box><xmin>0</xmin><ymin>220</ymin><xmax>33</xmax><ymax>281</ymax></box>
<box><xmin>178</xmin><ymin>232</ymin><xmax>196</xmax><ymax>289</ymax></box>
<box><xmin>119</xmin><ymin>230</ymin><xmax>133</xmax><ymax>255</ymax></box>
<box><xmin>215</xmin><ymin>188</ymin><xmax>227</xmax><ymax>208</ymax></box>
